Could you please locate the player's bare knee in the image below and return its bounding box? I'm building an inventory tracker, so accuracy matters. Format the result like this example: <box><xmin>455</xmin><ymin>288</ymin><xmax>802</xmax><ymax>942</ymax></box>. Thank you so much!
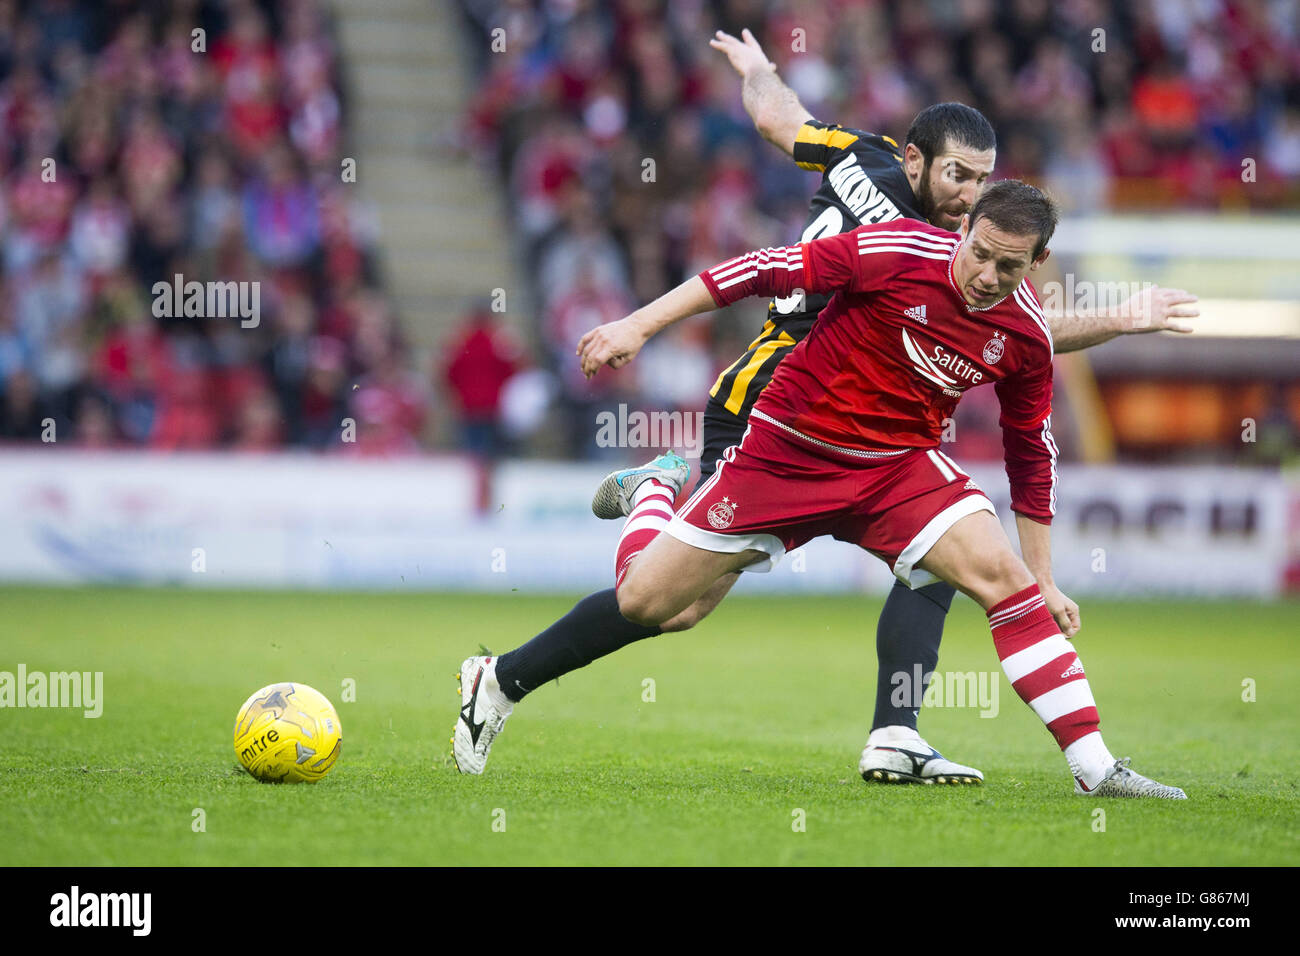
<box><xmin>957</xmin><ymin>547</ymin><xmax>1029</xmax><ymax>604</ymax></box>
<box><xmin>984</xmin><ymin>550</ymin><xmax>1034</xmax><ymax>600</ymax></box>
<box><xmin>616</xmin><ymin>583</ymin><xmax>667</xmax><ymax>628</ymax></box>
<box><xmin>615</xmin><ymin>588</ymin><xmax>650</xmax><ymax>627</ymax></box>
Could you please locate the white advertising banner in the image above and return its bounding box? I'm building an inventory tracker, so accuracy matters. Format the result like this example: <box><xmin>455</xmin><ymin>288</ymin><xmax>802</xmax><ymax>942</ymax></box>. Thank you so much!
<box><xmin>0</xmin><ymin>450</ymin><xmax>1287</xmax><ymax>597</ymax></box>
<box><xmin>0</xmin><ymin>449</ymin><xmax>482</xmax><ymax>589</ymax></box>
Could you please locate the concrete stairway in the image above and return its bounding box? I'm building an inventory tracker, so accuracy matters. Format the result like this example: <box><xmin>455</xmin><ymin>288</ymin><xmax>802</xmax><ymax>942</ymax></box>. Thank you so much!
<box><xmin>330</xmin><ymin>0</ymin><xmax>523</xmax><ymax>351</ymax></box>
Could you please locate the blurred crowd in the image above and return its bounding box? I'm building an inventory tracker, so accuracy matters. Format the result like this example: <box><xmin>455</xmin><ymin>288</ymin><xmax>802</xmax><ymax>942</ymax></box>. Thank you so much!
<box><xmin>0</xmin><ymin>0</ymin><xmax>427</xmax><ymax>453</ymax></box>
<box><xmin>2</xmin><ymin>0</ymin><xmax>1296</xmax><ymax>462</ymax></box>
<box><xmin>453</xmin><ymin>0</ymin><xmax>1299</xmax><ymax>461</ymax></box>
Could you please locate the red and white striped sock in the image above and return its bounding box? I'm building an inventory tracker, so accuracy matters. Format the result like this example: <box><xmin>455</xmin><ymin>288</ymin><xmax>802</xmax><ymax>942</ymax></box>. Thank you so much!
<box><xmin>614</xmin><ymin>480</ymin><xmax>677</xmax><ymax>590</ymax></box>
<box><xmin>987</xmin><ymin>584</ymin><xmax>1115</xmax><ymax>790</ymax></box>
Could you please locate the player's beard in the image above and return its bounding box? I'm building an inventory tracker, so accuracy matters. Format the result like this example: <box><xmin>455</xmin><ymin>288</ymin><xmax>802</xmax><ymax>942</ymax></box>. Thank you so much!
<box><xmin>914</xmin><ymin>159</ymin><xmax>941</xmax><ymax>226</ymax></box>
<box><xmin>915</xmin><ymin>159</ymin><xmax>961</xmax><ymax>232</ymax></box>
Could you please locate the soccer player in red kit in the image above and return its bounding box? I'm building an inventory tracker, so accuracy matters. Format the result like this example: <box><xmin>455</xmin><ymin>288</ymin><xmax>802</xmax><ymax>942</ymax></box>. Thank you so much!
<box><xmin>458</xmin><ymin>180</ymin><xmax>1185</xmax><ymax>798</ymax></box>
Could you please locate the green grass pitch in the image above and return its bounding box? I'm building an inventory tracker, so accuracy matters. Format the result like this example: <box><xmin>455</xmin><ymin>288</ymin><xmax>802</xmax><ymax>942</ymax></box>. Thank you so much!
<box><xmin>1</xmin><ymin>586</ymin><xmax>1296</xmax><ymax>866</ymax></box>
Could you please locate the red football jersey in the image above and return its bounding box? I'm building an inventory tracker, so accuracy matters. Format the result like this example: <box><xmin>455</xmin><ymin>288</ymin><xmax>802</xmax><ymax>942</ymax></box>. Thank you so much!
<box><xmin>698</xmin><ymin>220</ymin><xmax>1058</xmax><ymax>523</ymax></box>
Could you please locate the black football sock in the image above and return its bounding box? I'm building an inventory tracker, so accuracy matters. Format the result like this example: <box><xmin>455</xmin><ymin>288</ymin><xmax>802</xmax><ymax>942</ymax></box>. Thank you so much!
<box><xmin>493</xmin><ymin>588</ymin><xmax>661</xmax><ymax>702</ymax></box>
<box><xmin>871</xmin><ymin>578</ymin><xmax>955</xmax><ymax>732</ymax></box>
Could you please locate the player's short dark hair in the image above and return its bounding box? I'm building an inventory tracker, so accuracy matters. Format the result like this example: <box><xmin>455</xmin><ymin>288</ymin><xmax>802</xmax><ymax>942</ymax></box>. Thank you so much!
<box><xmin>905</xmin><ymin>103</ymin><xmax>997</xmax><ymax>163</ymax></box>
<box><xmin>967</xmin><ymin>180</ymin><xmax>1059</xmax><ymax>258</ymax></box>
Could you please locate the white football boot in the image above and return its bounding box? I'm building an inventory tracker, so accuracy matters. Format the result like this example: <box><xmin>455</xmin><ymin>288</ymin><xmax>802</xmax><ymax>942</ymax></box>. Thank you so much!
<box><xmin>1074</xmin><ymin>757</ymin><xmax>1187</xmax><ymax>799</ymax></box>
<box><xmin>452</xmin><ymin>656</ymin><xmax>514</xmax><ymax>774</ymax></box>
<box><xmin>859</xmin><ymin>726</ymin><xmax>984</xmax><ymax>785</ymax></box>
<box><xmin>591</xmin><ymin>451</ymin><xmax>691</xmax><ymax>519</ymax></box>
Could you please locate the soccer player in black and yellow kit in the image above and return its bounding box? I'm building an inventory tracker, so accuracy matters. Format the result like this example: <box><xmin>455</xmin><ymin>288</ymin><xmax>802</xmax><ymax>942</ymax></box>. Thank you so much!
<box><xmin>452</xmin><ymin>29</ymin><xmax>1198</xmax><ymax>781</ymax></box>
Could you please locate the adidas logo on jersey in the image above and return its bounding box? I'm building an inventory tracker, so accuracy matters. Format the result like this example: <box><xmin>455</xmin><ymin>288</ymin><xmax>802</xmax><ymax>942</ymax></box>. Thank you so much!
<box><xmin>1061</xmin><ymin>660</ymin><xmax>1085</xmax><ymax>679</ymax></box>
<box><xmin>903</xmin><ymin>304</ymin><xmax>928</xmax><ymax>324</ymax></box>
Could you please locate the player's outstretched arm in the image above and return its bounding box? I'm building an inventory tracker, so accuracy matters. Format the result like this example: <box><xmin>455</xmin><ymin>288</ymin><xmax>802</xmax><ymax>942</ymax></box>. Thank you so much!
<box><xmin>1049</xmin><ymin>285</ymin><xmax>1199</xmax><ymax>353</ymax></box>
<box><xmin>578</xmin><ymin>276</ymin><xmax>714</xmax><ymax>379</ymax></box>
<box><xmin>579</xmin><ymin>233</ymin><xmax>861</xmax><ymax>378</ymax></box>
<box><xmin>1015</xmin><ymin>513</ymin><xmax>1080</xmax><ymax>637</ymax></box>
<box><xmin>709</xmin><ymin>28</ymin><xmax>812</xmax><ymax>158</ymax></box>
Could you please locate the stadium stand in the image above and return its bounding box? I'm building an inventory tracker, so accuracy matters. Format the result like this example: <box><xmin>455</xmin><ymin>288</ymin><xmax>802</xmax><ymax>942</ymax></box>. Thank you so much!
<box><xmin>451</xmin><ymin>0</ymin><xmax>1299</xmax><ymax>463</ymax></box>
<box><xmin>0</xmin><ymin>0</ymin><xmax>421</xmax><ymax>452</ymax></box>
<box><xmin>1</xmin><ymin>0</ymin><xmax>1297</xmax><ymax>465</ymax></box>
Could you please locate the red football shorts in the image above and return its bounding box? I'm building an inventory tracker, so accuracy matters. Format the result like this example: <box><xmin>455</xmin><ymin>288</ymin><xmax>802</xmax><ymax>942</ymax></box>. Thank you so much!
<box><xmin>665</xmin><ymin>416</ymin><xmax>995</xmax><ymax>587</ymax></box>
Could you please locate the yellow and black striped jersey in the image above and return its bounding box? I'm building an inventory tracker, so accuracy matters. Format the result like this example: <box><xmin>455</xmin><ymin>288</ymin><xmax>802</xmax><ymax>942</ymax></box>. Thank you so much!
<box><xmin>708</xmin><ymin>121</ymin><xmax>924</xmax><ymax>420</ymax></box>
